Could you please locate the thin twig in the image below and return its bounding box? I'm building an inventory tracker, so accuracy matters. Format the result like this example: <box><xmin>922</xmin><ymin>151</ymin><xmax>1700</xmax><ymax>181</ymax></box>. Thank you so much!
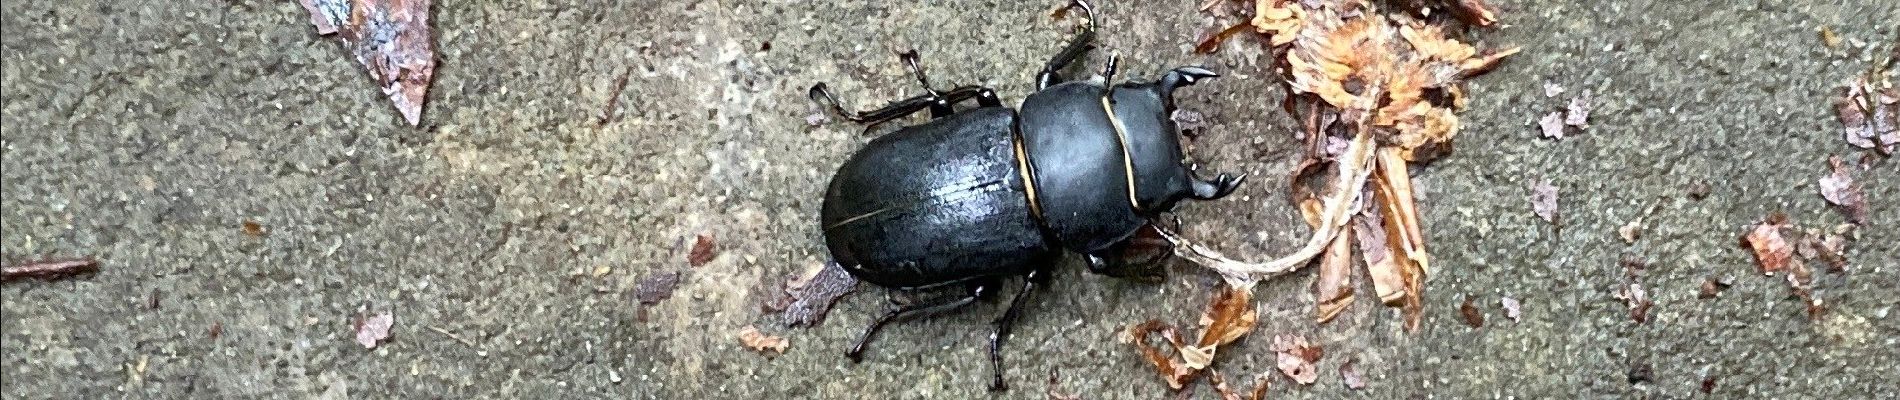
<box><xmin>597</xmin><ymin>66</ymin><xmax>633</xmax><ymax>126</ymax></box>
<box><xmin>2</xmin><ymin>258</ymin><xmax>100</xmax><ymax>282</ymax></box>
<box><xmin>427</xmin><ymin>325</ymin><xmax>479</xmax><ymax>349</ymax></box>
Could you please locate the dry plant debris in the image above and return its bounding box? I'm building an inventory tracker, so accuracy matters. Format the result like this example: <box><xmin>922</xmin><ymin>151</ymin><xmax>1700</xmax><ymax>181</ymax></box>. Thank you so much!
<box><xmin>299</xmin><ymin>0</ymin><xmax>437</xmax><ymax>126</ymax></box>
<box><xmin>1738</xmin><ymin>213</ymin><xmax>1853</xmax><ymax>320</ymax></box>
<box><xmin>1271</xmin><ymin>333</ymin><xmax>1323</xmax><ymax>385</ymax></box>
<box><xmin>1126</xmin><ymin>286</ymin><xmax>1258</xmax><ymax>390</ymax></box>
<box><xmin>2</xmin><ymin>258</ymin><xmax>99</xmax><ymax>282</ymax></box>
<box><xmin>1529</xmin><ymin>180</ymin><xmax>1560</xmax><ymax>224</ymax></box>
<box><xmin>1816</xmin><ymin>156</ymin><xmax>1868</xmax><ymax>224</ymax></box>
<box><xmin>1339</xmin><ymin>359</ymin><xmax>1366</xmax><ymax>389</ymax></box>
<box><xmin>354</xmin><ymin>312</ymin><xmax>394</xmax><ymax>349</ymax></box>
<box><xmin>1458</xmin><ymin>296</ymin><xmax>1484</xmax><ymax>328</ymax></box>
<box><xmin>1046</xmin><ymin>368</ymin><xmax>1083</xmax><ymax>400</ymax></box>
<box><xmin>1166</xmin><ymin>0</ymin><xmax>1514</xmax><ymax>336</ymax></box>
<box><xmin>1499</xmin><ymin>296</ymin><xmax>1521</xmax><ymax>322</ymax></box>
<box><xmin>634</xmin><ymin>271</ymin><xmax>682</xmax><ymax>305</ymax></box>
<box><xmin>780</xmin><ymin>261</ymin><xmax>860</xmax><ymax>327</ymax></box>
<box><xmin>1833</xmin><ymin>68</ymin><xmax>1898</xmax><ymax>154</ymax></box>
<box><xmin>687</xmin><ymin>234</ymin><xmax>718</xmax><ymax>267</ymax></box>
<box><xmin>737</xmin><ymin>326</ymin><xmax>789</xmax><ymax>355</ymax></box>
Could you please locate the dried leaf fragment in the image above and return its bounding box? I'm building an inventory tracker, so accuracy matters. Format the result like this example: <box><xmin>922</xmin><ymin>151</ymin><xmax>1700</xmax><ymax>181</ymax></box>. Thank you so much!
<box><xmin>1564</xmin><ymin>89</ymin><xmax>1594</xmax><ymax>128</ymax></box>
<box><xmin>1615</xmin><ymin>282</ymin><xmax>1652</xmax><ymax>324</ymax></box>
<box><xmin>302</xmin><ymin>0</ymin><xmax>438</xmax><ymax>125</ymax></box>
<box><xmin>241</xmin><ymin>220</ymin><xmax>267</xmax><ymax>237</ymax></box>
<box><xmin>1130</xmin><ymin>321</ymin><xmax>1197</xmax><ymax>389</ymax></box>
<box><xmin>1741</xmin><ymin>214</ymin><xmax>1793</xmax><ymax>275</ymax></box>
<box><xmin>1539</xmin><ymin>112</ymin><xmax>1566</xmax><ymax>139</ymax></box>
<box><xmin>1340</xmin><ymin>359</ymin><xmax>1366</xmax><ymax>389</ymax></box>
<box><xmin>354</xmin><ymin>312</ymin><xmax>394</xmax><ymax>349</ymax></box>
<box><xmin>783</xmin><ymin>262</ymin><xmax>859</xmax><ymax>327</ymax></box>
<box><xmin>687</xmin><ymin>234</ymin><xmax>718</xmax><ymax>267</ymax></box>
<box><xmin>1834</xmin><ymin>76</ymin><xmax>1899</xmax><ymax>153</ymax></box>
<box><xmin>1499</xmin><ymin>296</ymin><xmax>1521</xmax><ymax>322</ymax></box>
<box><xmin>1271</xmin><ymin>334</ymin><xmax>1322</xmax><ymax>385</ymax></box>
<box><xmin>635</xmin><ymin>271</ymin><xmax>682</xmax><ymax>305</ymax></box>
<box><xmin>1313</xmin><ymin>225</ymin><xmax>1356</xmax><ymax>323</ymax></box>
<box><xmin>737</xmin><ymin>326</ymin><xmax>789</xmax><ymax>354</ymax></box>
<box><xmin>1817</xmin><ymin>156</ymin><xmax>1867</xmax><ymax>224</ymax></box>
<box><xmin>1698</xmin><ymin>276</ymin><xmax>1732</xmax><ymax>299</ymax></box>
<box><xmin>1530</xmin><ymin>180</ymin><xmax>1559</xmax><ymax>223</ymax></box>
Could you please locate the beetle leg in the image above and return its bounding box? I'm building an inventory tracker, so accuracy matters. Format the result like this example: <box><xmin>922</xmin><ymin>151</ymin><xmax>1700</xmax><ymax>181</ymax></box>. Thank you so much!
<box><xmin>987</xmin><ymin>270</ymin><xmax>1044</xmax><ymax>392</ymax></box>
<box><xmin>896</xmin><ymin>49</ymin><xmax>958</xmax><ymax>118</ymax></box>
<box><xmin>1035</xmin><ymin>0</ymin><xmax>1099</xmax><ymax>90</ymax></box>
<box><xmin>845</xmin><ymin>283</ymin><xmax>989</xmax><ymax>362</ymax></box>
<box><xmin>1188</xmin><ymin>169</ymin><xmax>1246</xmax><ymax>200</ymax></box>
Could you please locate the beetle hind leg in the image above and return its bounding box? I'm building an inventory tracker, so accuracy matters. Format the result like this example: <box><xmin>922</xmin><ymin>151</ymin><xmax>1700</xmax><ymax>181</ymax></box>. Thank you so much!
<box><xmin>845</xmin><ymin>282</ymin><xmax>991</xmax><ymax>362</ymax></box>
<box><xmin>986</xmin><ymin>269</ymin><xmax>1047</xmax><ymax>392</ymax></box>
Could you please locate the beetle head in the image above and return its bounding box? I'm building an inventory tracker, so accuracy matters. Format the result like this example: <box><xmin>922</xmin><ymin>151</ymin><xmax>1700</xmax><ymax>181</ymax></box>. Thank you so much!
<box><xmin>1107</xmin><ymin>66</ymin><xmax>1241</xmax><ymax>215</ymax></box>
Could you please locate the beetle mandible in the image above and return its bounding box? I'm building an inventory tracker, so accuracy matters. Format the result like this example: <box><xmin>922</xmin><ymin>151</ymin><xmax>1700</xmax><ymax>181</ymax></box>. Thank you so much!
<box><xmin>809</xmin><ymin>0</ymin><xmax>1244</xmax><ymax>391</ymax></box>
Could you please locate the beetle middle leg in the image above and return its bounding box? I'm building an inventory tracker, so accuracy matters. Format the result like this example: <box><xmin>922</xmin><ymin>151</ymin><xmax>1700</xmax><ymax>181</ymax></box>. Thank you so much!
<box><xmin>845</xmin><ymin>280</ymin><xmax>995</xmax><ymax>362</ymax></box>
<box><xmin>809</xmin><ymin>83</ymin><xmax>1003</xmax><ymax>127</ymax></box>
<box><xmin>1036</xmin><ymin>0</ymin><xmax>1099</xmax><ymax>90</ymax></box>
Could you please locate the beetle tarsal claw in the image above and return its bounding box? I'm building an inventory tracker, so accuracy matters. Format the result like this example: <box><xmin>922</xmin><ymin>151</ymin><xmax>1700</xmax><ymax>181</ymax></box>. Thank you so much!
<box><xmin>1190</xmin><ymin>171</ymin><xmax>1244</xmax><ymax>200</ymax></box>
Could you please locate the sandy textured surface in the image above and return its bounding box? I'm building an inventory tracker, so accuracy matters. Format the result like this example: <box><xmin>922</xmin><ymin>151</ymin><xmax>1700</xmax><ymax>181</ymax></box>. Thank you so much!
<box><xmin>3</xmin><ymin>1</ymin><xmax>1896</xmax><ymax>398</ymax></box>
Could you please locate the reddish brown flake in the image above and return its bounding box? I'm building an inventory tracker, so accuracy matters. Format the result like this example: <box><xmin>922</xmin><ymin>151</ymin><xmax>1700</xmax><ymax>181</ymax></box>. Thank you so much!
<box><xmin>1130</xmin><ymin>321</ymin><xmax>1197</xmax><ymax>389</ymax></box>
<box><xmin>241</xmin><ymin>220</ymin><xmax>267</xmax><ymax>237</ymax></box>
<box><xmin>2</xmin><ymin>258</ymin><xmax>99</xmax><ymax>282</ymax></box>
<box><xmin>1834</xmin><ymin>77</ymin><xmax>1898</xmax><ymax>153</ymax></box>
<box><xmin>1817</xmin><ymin>156</ymin><xmax>1867</xmax><ymax>224</ymax></box>
<box><xmin>1616</xmin><ymin>282</ymin><xmax>1652</xmax><ymax>324</ymax></box>
<box><xmin>1741</xmin><ymin>214</ymin><xmax>1794</xmax><ymax>275</ymax></box>
<box><xmin>687</xmin><ymin>234</ymin><xmax>718</xmax><ymax>267</ymax></box>
<box><xmin>208</xmin><ymin>322</ymin><xmax>224</xmax><ymax>340</ymax></box>
<box><xmin>1459</xmin><ymin>296</ymin><xmax>1485</xmax><ymax>328</ymax></box>
<box><xmin>635</xmin><ymin>271</ymin><xmax>682</xmax><ymax>305</ymax></box>
<box><xmin>783</xmin><ymin>262</ymin><xmax>859</xmax><ymax>327</ymax></box>
<box><xmin>1701</xmin><ymin>375</ymin><xmax>1717</xmax><ymax>393</ymax></box>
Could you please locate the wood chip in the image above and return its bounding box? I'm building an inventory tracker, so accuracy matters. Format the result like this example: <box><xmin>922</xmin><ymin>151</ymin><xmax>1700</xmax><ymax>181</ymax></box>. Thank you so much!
<box><xmin>782</xmin><ymin>262</ymin><xmax>859</xmax><ymax>327</ymax></box>
<box><xmin>687</xmin><ymin>234</ymin><xmax>718</xmax><ymax>267</ymax></box>
<box><xmin>737</xmin><ymin>326</ymin><xmax>789</xmax><ymax>354</ymax></box>
<box><xmin>1817</xmin><ymin>156</ymin><xmax>1867</xmax><ymax>224</ymax></box>
<box><xmin>1740</xmin><ymin>213</ymin><xmax>1793</xmax><ymax>275</ymax></box>
<box><xmin>2</xmin><ymin>258</ymin><xmax>100</xmax><ymax>282</ymax></box>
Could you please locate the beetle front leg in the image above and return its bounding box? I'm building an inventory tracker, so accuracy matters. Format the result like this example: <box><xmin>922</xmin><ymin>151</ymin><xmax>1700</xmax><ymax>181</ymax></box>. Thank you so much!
<box><xmin>1188</xmin><ymin>166</ymin><xmax>1245</xmax><ymax>201</ymax></box>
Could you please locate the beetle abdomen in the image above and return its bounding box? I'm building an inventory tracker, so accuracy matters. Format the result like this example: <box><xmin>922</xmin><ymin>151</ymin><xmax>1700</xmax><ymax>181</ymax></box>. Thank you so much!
<box><xmin>821</xmin><ymin>107</ymin><xmax>1054</xmax><ymax>289</ymax></box>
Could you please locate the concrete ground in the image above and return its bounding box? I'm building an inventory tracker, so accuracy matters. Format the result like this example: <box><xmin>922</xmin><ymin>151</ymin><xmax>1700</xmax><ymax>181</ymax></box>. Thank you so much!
<box><xmin>3</xmin><ymin>0</ymin><xmax>1896</xmax><ymax>398</ymax></box>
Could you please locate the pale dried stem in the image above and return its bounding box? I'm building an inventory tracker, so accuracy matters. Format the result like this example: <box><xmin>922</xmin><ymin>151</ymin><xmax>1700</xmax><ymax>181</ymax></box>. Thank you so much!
<box><xmin>1157</xmin><ymin>129</ymin><xmax>1377</xmax><ymax>290</ymax></box>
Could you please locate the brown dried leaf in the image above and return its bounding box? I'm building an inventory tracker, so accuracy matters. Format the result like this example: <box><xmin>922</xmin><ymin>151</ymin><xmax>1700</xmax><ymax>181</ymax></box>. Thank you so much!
<box><xmin>635</xmin><ymin>271</ymin><xmax>682</xmax><ymax>305</ymax></box>
<box><xmin>737</xmin><ymin>326</ymin><xmax>789</xmax><ymax>354</ymax></box>
<box><xmin>1530</xmin><ymin>180</ymin><xmax>1559</xmax><ymax>224</ymax></box>
<box><xmin>1459</xmin><ymin>296</ymin><xmax>1485</xmax><ymax>328</ymax></box>
<box><xmin>1741</xmin><ymin>214</ymin><xmax>1793</xmax><ymax>275</ymax></box>
<box><xmin>1130</xmin><ymin>321</ymin><xmax>1197</xmax><ymax>389</ymax></box>
<box><xmin>783</xmin><ymin>262</ymin><xmax>859</xmax><ymax>327</ymax></box>
<box><xmin>687</xmin><ymin>234</ymin><xmax>718</xmax><ymax>267</ymax></box>
<box><xmin>1314</xmin><ymin>224</ymin><xmax>1356</xmax><ymax>323</ymax></box>
<box><xmin>1817</xmin><ymin>156</ymin><xmax>1868</xmax><ymax>224</ymax></box>
<box><xmin>354</xmin><ymin>312</ymin><xmax>393</xmax><ymax>349</ymax></box>
<box><xmin>1340</xmin><ymin>359</ymin><xmax>1367</xmax><ymax>389</ymax></box>
<box><xmin>1499</xmin><ymin>296</ymin><xmax>1521</xmax><ymax>322</ymax></box>
<box><xmin>1198</xmin><ymin>286</ymin><xmax>1259</xmax><ymax>350</ymax></box>
<box><xmin>1272</xmin><ymin>334</ymin><xmax>1322</xmax><ymax>385</ymax></box>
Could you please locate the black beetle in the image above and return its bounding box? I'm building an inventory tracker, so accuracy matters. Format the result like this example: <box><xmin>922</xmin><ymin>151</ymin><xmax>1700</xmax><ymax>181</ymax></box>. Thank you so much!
<box><xmin>810</xmin><ymin>0</ymin><xmax>1242</xmax><ymax>391</ymax></box>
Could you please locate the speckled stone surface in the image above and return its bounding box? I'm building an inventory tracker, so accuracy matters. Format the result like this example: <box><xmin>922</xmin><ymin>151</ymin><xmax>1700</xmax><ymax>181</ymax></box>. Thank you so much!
<box><xmin>3</xmin><ymin>1</ymin><xmax>1896</xmax><ymax>398</ymax></box>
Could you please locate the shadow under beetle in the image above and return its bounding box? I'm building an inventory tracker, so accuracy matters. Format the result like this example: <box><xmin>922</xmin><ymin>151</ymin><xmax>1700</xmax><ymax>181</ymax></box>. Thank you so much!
<box><xmin>810</xmin><ymin>0</ymin><xmax>1243</xmax><ymax>391</ymax></box>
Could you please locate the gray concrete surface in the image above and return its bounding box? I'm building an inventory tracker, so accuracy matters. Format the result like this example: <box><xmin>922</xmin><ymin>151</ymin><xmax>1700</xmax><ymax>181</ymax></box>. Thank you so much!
<box><xmin>4</xmin><ymin>0</ymin><xmax>1896</xmax><ymax>398</ymax></box>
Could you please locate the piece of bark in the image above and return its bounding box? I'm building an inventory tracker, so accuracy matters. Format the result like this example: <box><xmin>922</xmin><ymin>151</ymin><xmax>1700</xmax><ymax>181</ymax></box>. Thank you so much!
<box><xmin>2</xmin><ymin>258</ymin><xmax>100</xmax><ymax>282</ymax></box>
<box><xmin>301</xmin><ymin>0</ymin><xmax>438</xmax><ymax>126</ymax></box>
<box><xmin>783</xmin><ymin>262</ymin><xmax>859</xmax><ymax>327</ymax></box>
